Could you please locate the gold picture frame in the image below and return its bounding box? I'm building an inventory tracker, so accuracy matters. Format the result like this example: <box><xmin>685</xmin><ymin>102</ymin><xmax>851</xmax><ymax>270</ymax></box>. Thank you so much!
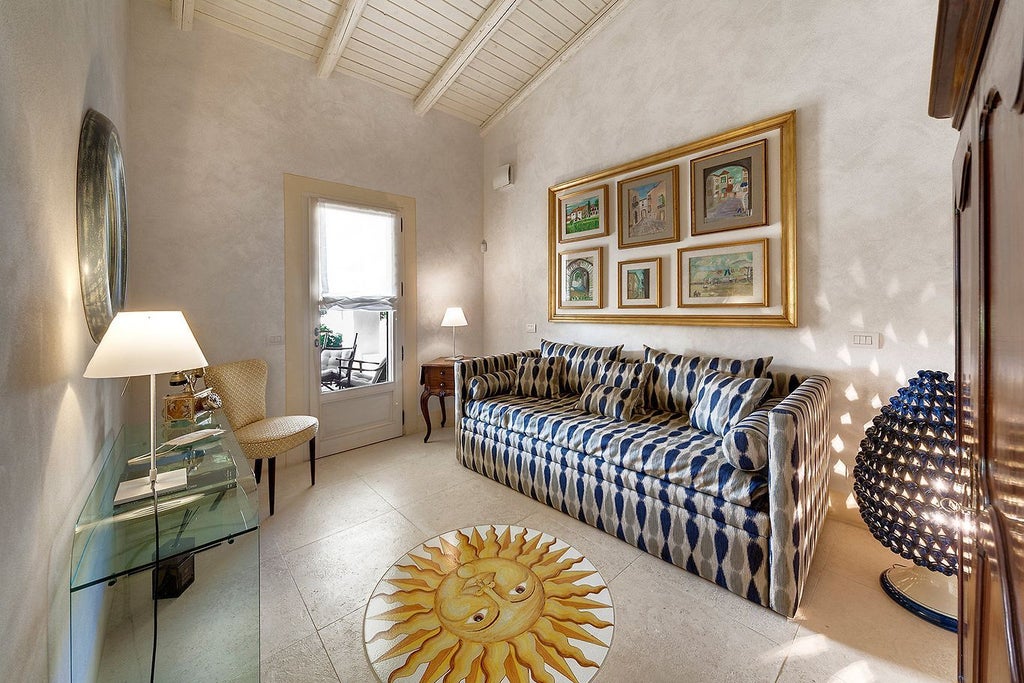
<box><xmin>618</xmin><ymin>257</ymin><xmax>662</xmax><ymax>308</ymax></box>
<box><xmin>690</xmin><ymin>139</ymin><xmax>768</xmax><ymax>236</ymax></box>
<box><xmin>559</xmin><ymin>246</ymin><xmax>604</xmax><ymax>309</ymax></box>
<box><xmin>677</xmin><ymin>238</ymin><xmax>768</xmax><ymax>307</ymax></box>
<box><xmin>617</xmin><ymin>166</ymin><xmax>680</xmax><ymax>249</ymax></box>
<box><xmin>558</xmin><ymin>185</ymin><xmax>609</xmax><ymax>243</ymax></box>
<box><xmin>547</xmin><ymin>111</ymin><xmax>797</xmax><ymax>327</ymax></box>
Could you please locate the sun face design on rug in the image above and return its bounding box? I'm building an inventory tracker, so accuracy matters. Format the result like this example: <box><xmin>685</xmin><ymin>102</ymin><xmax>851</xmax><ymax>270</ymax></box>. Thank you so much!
<box><xmin>364</xmin><ymin>525</ymin><xmax>614</xmax><ymax>683</ymax></box>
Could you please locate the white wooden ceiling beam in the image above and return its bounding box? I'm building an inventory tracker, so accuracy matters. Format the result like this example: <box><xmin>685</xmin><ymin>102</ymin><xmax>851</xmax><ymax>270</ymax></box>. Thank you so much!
<box><xmin>317</xmin><ymin>0</ymin><xmax>370</xmax><ymax>79</ymax></box>
<box><xmin>171</xmin><ymin>0</ymin><xmax>195</xmax><ymax>31</ymax></box>
<box><xmin>480</xmin><ymin>0</ymin><xmax>634</xmax><ymax>135</ymax></box>
<box><xmin>413</xmin><ymin>0</ymin><xmax>525</xmax><ymax>116</ymax></box>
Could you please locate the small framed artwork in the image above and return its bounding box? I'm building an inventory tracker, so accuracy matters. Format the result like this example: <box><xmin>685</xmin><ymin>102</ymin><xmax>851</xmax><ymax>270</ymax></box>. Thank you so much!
<box><xmin>558</xmin><ymin>185</ymin><xmax>609</xmax><ymax>243</ymax></box>
<box><xmin>690</xmin><ymin>139</ymin><xmax>767</xmax><ymax>236</ymax></box>
<box><xmin>617</xmin><ymin>166</ymin><xmax>680</xmax><ymax>249</ymax></box>
<box><xmin>559</xmin><ymin>246</ymin><xmax>604</xmax><ymax>309</ymax></box>
<box><xmin>618</xmin><ymin>257</ymin><xmax>661</xmax><ymax>308</ymax></box>
<box><xmin>678</xmin><ymin>238</ymin><xmax>768</xmax><ymax>307</ymax></box>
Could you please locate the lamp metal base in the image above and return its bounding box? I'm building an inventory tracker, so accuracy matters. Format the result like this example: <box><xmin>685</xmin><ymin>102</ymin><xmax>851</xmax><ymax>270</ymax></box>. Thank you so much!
<box><xmin>114</xmin><ymin>467</ymin><xmax>188</xmax><ymax>506</ymax></box>
<box><xmin>879</xmin><ymin>565</ymin><xmax>957</xmax><ymax>633</ymax></box>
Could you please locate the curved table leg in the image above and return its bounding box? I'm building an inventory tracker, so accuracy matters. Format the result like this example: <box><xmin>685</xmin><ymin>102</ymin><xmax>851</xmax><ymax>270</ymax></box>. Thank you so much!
<box><xmin>439</xmin><ymin>391</ymin><xmax>448</xmax><ymax>427</ymax></box>
<box><xmin>420</xmin><ymin>387</ymin><xmax>432</xmax><ymax>443</ymax></box>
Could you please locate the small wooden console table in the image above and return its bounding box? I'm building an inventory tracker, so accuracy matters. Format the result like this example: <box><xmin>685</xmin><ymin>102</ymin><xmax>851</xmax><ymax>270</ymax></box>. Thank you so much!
<box><xmin>420</xmin><ymin>357</ymin><xmax>456</xmax><ymax>442</ymax></box>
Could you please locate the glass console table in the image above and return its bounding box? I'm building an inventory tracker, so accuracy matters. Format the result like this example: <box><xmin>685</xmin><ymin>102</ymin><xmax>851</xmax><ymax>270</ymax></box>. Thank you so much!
<box><xmin>71</xmin><ymin>412</ymin><xmax>260</xmax><ymax>682</ymax></box>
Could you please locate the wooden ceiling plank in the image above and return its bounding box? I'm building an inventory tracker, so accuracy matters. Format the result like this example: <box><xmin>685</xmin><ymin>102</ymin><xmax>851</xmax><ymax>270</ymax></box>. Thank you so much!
<box><xmin>483</xmin><ymin>36</ymin><xmax>544</xmax><ymax>70</ymax></box>
<box><xmin>435</xmin><ymin>101</ymin><xmax>487</xmax><ymax>125</ymax></box>
<box><xmin>531</xmin><ymin>0</ymin><xmax>585</xmax><ymax>32</ymax></box>
<box><xmin>353</xmin><ymin>24</ymin><xmax>446</xmax><ymax>69</ymax></box>
<box><xmin>372</xmin><ymin>0</ymin><xmax>461</xmax><ymax>47</ymax></box>
<box><xmin>517</xmin><ymin>1</ymin><xmax>575</xmax><ymax>42</ymax></box>
<box><xmin>339</xmin><ymin>58</ymin><xmax>421</xmax><ymax>96</ymax></box>
<box><xmin>482</xmin><ymin>0</ymin><xmax>633</xmax><ymax>134</ymax></box>
<box><xmin>172</xmin><ymin>0</ymin><xmax>196</xmax><ymax>30</ymax></box>
<box><xmin>199</xmin><ymin>2</ymin><xmax>321</xmax><ymax>52</ymax></box>
<box><xmin>506</xmin><ymin>10</ymin><xmax>566</xmax><ymax>51</ymax></box>
<box><xmin>458</xmin><ymin>62</ymin><xmax>520</xmax><ymax>98</ymax></box>
<box><xmin>420</xmin><ymin>0</ymin><xmax>484</xmax><ymax>27</ymax></box>
<box><xmin>472</xmin><ymin>47</ymin><xmax>532</xmax><ymax>84</ymax></box>
<box><xmin>447</xmin><ymin>79</ymin><xmax>504</xmax><ymax>109</ymax></box>
<box><xmin>547</xmin><ymin>0</ymin><xmax>593</xmax><ymax>24</ymax></box>
<box><xmin>437</xmin><ymin>90</ymin><xmax>493</xmax><ymax>118</ymax></box>
<box><xmin>341</xmin><ymin>51</ymin><xmax>425</xmax><ymax>90</ymax></box>
<box><xmin>264</xmin><ymin>0</ymin><xmax>334</xmax><ymax>26</ymax></box>
<box><xmin>199</xmin><ymin>11</ymin><xmax>318</xmax><ymax>59</ymax></box>
<box><xmin>379</xmin><ymin>0</ymin><xmax>471</xmax><ymax>39</ymax></box>
<box><xmin>361</xmin><ymin>8</ymin><xmax>454</xmax><ymax>58</ymax></box>
<box><xmin>317</xmin><ymin>0</ymin><xmax>370</xmax><ymax>78</ymax></box>
<box><xmin>413</xmin><ymin>0</ymin><xmax>525</xmax><ymax>115</ymax></box>
<box><xmin>211</xmin><ymin>0</ymin><xmax>327</xmax><ymax>40</ymax></box>
<box><xmin>346</xmin><ymin>37</ymin><xmax>434</xmax><ymax>85</ymax></box>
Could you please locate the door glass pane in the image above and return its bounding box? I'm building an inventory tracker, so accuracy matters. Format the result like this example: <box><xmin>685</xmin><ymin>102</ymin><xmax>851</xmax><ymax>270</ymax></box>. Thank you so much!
<box><xmin>317</xmin><ymin>202</ymin><xmax>397</xmax><ymax>395</ymax></box>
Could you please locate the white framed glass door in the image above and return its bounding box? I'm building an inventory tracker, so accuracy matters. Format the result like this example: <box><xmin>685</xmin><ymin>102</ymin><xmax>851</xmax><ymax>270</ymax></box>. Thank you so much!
<box><xmin>311</xmin><ymin>199</ymin><xmax>404</xmax><ymax>456</ymax></box>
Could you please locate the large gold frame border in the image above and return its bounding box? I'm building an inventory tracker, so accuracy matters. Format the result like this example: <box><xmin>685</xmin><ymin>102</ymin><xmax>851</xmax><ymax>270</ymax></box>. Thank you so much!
<box><xmin>547</xmin><ymin>111</ymin><xmax>797</xmax><ymax>328</ymax></box>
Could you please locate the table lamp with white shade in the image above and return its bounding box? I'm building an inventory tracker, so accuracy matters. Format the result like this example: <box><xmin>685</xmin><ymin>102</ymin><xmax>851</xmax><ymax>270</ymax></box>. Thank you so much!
<box><xmin>440</xmin><ymin>307</ymin><xmax>468</xmax><ymax>360</ymax></box>
<box><xmin>84</xmin><ymin>311</ymin><xmax>209</xmax><ymax>504</ymax></box>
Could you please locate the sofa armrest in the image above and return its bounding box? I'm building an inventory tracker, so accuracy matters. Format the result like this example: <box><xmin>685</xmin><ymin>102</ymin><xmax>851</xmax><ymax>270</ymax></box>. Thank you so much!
<box><xmin>766</xmin><ymin>375</ymin><xmax>831</xmax><ymax>617</ymax></box>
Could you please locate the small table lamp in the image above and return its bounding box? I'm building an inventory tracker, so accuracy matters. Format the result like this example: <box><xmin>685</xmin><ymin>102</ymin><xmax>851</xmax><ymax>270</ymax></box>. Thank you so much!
<box><xmin>440</xmin><ymin>307</ymin><xmax>468</xmax><ymax>360</ymax></box>
<box><xmin>85</xmin><ymin>311</ymin><xmax>209</xmax><ymax>504</ymax></box>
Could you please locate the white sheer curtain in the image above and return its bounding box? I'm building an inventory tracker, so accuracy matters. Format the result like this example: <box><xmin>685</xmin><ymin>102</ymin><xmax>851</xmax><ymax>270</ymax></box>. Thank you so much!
<box><xmin>315</xmin><ymin>199</ymin><xmax>399</xmax><ymax>311</ymax></box>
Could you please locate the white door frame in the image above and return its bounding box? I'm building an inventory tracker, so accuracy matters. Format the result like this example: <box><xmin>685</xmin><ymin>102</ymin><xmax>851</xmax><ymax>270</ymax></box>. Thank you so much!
<box><xmin>284</xmin><ymin>174</ymin><xmax>417</xmax><ymax>461</ymax></box>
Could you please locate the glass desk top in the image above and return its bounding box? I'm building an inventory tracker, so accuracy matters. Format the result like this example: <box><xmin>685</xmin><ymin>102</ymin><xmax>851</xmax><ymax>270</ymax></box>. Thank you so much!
<box><xmin>71</xmin><ymin>412</ymin><xmax>258</xmax><ymax>592</ymax></box>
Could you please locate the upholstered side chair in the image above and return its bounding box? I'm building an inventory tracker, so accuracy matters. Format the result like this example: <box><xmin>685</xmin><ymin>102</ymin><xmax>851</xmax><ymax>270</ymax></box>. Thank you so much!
<box><xmin>204</xmin><ymin>358</ymin><xmax>318</xmax><ymax>516</ymax></box>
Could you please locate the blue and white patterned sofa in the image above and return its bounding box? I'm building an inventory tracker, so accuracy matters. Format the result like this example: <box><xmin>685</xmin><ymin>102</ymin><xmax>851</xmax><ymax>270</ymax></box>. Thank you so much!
<box><xmin>453</xmin><ymin>345</ymin><xmax>831</xmax><ymax>617</ymax></box>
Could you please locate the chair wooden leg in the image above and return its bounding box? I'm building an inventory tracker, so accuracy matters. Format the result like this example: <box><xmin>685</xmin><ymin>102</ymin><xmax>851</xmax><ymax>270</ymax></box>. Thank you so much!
<box><xmin>268</xmin><ymin>456</ymin><xmax>276</xmax><ymax>517</ymax></box>
<box><xmin>254</xmin><ymin>458</ymin><xmax>263</xmax><ymax>484</ymax></box>
<box><xmin>309</xmin><ymin>437</ymin><xmax>316</xmax><ymax>487</ymax></box>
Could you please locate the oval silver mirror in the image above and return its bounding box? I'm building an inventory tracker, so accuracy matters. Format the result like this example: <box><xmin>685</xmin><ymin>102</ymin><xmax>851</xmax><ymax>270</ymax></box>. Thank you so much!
<box><xmin>77</xmin><ymin>109</ymin><xmax>128</xmax><ymax>342</ymax></box>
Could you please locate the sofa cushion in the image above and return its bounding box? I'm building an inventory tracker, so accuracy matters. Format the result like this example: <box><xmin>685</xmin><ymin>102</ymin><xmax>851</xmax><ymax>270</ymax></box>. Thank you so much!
<box><xmin>577</xmin><ymin>382</ymin><xmax>644</xmax><ymax>421</ymax></box>
<box><xmin>722</xmin><ymin>398</ymin><xmax>783</xmax><ymax>471</ymax></box>
<box><xmin>643</xmin><ymin>346</ymin><xmax>773</xmax><ymax>415</ymax></box>
<box><xmin>467</xmin><ymin>369</ymin><xmax>517</xmax><ymax>400</ymax></box>
<box><xmin>689</xmin><ymin>371</ymin><xmax>772</xmax><ymax>436</ymax></box>
<box><xmin>463</xmin><ymin>394</ymin><xmax>767</xmax><ymax>508</ymax></box>
<box><xmin>515</xmin><ymin>357</ymin><xmax>564</xmax><ymax>398</ymax></box>
<box><xmin>541</xmin><ymin>339</ymin><xmax>624</xmax><ymax>394</ymax></box>
<box><xmin>593</xmin><ymin>359</ymin><xmax>652</xmax><ymax>389</ymax></box>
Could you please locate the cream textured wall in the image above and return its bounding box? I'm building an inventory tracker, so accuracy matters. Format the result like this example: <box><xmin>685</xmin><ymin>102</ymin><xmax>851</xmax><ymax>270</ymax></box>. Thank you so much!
<box><xmin>126</xmin><ymin>0</ymin><xmax>483</xmax><ymax>425</ymax></box>
<box><xmin>481</xmin><ymin>0</ymin><xmax>959</xmax><ymax>524</ymax></box>
<box><xmin>0</xmin><ymin>1</ymin><xmax>129</xmax><ymax>680</ymax></box>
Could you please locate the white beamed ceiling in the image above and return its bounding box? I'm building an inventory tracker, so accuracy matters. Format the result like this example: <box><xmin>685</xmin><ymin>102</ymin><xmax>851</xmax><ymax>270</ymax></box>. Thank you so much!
<box><xmin>167</xmin><ymin>0</ymin><xmax>629</xmax><ymax>133</ymax></box>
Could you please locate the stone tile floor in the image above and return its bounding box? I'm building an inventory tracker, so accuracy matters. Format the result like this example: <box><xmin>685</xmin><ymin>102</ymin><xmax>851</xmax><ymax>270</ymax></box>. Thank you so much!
<box><xmin>257</xmin><ymin>429</ymin><xmax>956</xmax><ymax>682</ymax></box>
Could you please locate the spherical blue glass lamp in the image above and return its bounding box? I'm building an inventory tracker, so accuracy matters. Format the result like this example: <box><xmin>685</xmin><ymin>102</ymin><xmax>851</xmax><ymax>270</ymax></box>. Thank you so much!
<box><xmin>853</xmin><ymin>370</ymin><xmax>961</xmax><ymax>632</ymax></box>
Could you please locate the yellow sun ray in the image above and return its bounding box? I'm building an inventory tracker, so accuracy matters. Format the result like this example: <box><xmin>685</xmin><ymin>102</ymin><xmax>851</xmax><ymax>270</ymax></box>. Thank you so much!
<box><xmin>378</xmin><ymin>588</ymin><xmax>434</xmax><ymax>609</ymax></box>
<box><xmin>465</xmin><ymin>650</ymin><xmax>485</xmax><ymax>683</ymax></box>
<box><xmin>550</xmin><ymin>594</ymin><xmax>611</xmax><ymax>611</ymax></box>
<box><xmin>444</xmin><ymin>640</ymin><xmax>484</xmax><ymax>683</ymax></box>
<box><xmin>531</xmin><ymin>551</ymin><xmax>580</xmax><ymax>581</ymax></box>
<box><xmin>512</xmin><ymin>633</ymin><xmax>564</xmax><ymax>683</ymax></box>
<box><xmin>386</xmin><ymin>576</ymin><xmax>435</xmax><ymax>592</ymax></box>
<box><xmin>408</xmin><ymin>551</ymin><xmax>448</xmax><ymax>575</ymax></box>
<box><xmin>372</xmin><ymin>601</ymin><xmax>432</xmax><ymax>622</ymax></box>
<box><xmin>395</xmin><ymin>561</ymin><xmax>447</xmax><ymax>583</ymax></box>
<box><xmin>497</xmin><ymin>525</ymin><xmax>513</xmax><ymax>551</ymax></box>
<box><xmin>439</xmin><ymin>537</ymin><xmax>464</xmax><ymax>564</ymax></box>
<box><xmin>519</xmin><ymin>537</ymin><xmax>557</xmax><ymax>567</ymax></box>
<box><xmin>542</xmin><ymin>602</ymin><xmax>613</xmax><ymax>631</ymax></box>
<box><xmin>368</xmin><ymin>611</ymin><xmax>442</xmax><ymax>644</ymax></box>
<box><xmin>375</xmin><ymin>626</ymin><xmax>442</xmax><ymax>663</ymax></box>
<box><xmin>481</xmin><ymin>641</ymin><xmax>510</xmax><ymax>680</ymax></box>
<box><xmin>504</xmin><ymin>642</ymin><xmax>535</xmax><ymax>683</ymax></box>
<box><xmin>386</xmin><ymin>629</ymin><xmax>459</xmax><ymax>682</ymax></box>
<box><xmin>422</xmin><ymin>543</ymin><xmax>460</xmax><ymax>574</ymax></box>
<box><xmin>481</xmin><ymin>525</ymin><xmax>501</xmax><ymax>557</ymax></box>
<box><xmin>532</xmin><ymin>617</ymin><xmax>602</xmax><ymax>667</ymax></box>
<box><xmin>498</xmin><ymin>528</ymin><xmax>530</xmax><ymax>559</ymax></box>
<box><xmin>544</xmin><ymin>581</ymin><xmax>605</xmax><ymax>600</ymax></box>
<box><xmin>546</xmin><ymin>570</ymin><xmax>597</xmax><ymax>585</ymax></box>
<box><xmin>421</xmin><ymin>641</ymin><xmax>459</xmax><ymax>683</ymax></box>
<box><xmin>454</xmin><ymin>530</ymin><xmax>475</xmax><ymax>562</ymax></box>
<box><xmin>469</xmin><ymin>527</ymin><xmax>486</xmax><ymax>555</ymax></box>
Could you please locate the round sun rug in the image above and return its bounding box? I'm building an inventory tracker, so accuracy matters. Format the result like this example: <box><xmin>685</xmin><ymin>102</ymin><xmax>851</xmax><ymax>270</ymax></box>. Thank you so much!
<box><xmin>364</xmin><ymin>525</ymin><xmax>614</xmax><ymax>683</ymax></box>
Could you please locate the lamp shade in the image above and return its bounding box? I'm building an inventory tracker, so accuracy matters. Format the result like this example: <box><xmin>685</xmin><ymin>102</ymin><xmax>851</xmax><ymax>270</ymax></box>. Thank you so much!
<box><xmin>440</xmin><ymin>307</ymin><xmax>468</xmax><ymax>328</ymax></box>
<box><xmin>853</xmin><ymin>370</ymin><xmax>960</xmax><ymax>575</ymax></box>
<box><xmin>84</xmin><ymin>311</ymin><xmax>208</xmax><ymax>378</ymax></box>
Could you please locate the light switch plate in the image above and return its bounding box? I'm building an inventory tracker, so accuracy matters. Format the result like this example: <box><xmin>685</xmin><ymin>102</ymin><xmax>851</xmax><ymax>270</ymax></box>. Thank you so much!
<box><xmin>849</xmin><ymin>331</ymin><xmax>880</xmax><ymax>349</ymax></box>
<box><xmin>525</xmin><ymin>323</ymin><xmax>537</xmax><ymax>333</ymax></box>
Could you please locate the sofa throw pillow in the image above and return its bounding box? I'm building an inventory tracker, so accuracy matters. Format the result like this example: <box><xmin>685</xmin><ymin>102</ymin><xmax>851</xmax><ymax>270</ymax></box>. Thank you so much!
<box><xmin>577</xmin><ymin>382</ymin><xmax>643</xmax><ymax>421</ymax></box>
<box><xmin>721</xmin><ymin>397</ymin><xmax>784</xmax><ymax>471</ymax></box>
<box><xmin>643</xmin><ymin>346</ymin><xmax>773</xmax><ymax>415</ymax></box>
<box><xmin>515</xmin><ymin>356</ymin><xmax>565</xmax><ymax>399</ymax></box>
<box><xmin>467</xmin><ymin>369</ymin><xmax>518</xmax><ymax>400</ymax></box>
<box><xmin>540</xmin><ymin>339</ymin><xmax>624</xmax><ymax>394</ymax></box>
<box><xmin>689</xmin><ymin>371</ymin><xmax>772</xmax><ymax>436</ymax></box>
<box><xmin>593</xmin><ymin>359</ymin><xmax>653</xmax><ymax>389</ymax></box>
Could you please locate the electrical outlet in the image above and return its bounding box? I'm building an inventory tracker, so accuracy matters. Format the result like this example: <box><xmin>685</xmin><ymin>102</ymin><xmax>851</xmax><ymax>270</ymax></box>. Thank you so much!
<box><xmin>266</xmin><ymin>334</ymin><xmax>284</xmax><ymax>346</ymax></box>
<box><xmin>849</xmin><ymin>331</ymin><xmax>879</xmax><ymax>349</ymax></box>
<box><xmin>525</xmin><ymin>323</ymin><xmax>537</xmax><ymax>333</ymax></box>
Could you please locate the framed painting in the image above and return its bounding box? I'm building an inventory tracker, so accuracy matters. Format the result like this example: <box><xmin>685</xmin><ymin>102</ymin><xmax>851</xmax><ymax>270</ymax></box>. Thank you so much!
<box><xmin>678</xmin><ymin>238</ymin><xmax>768</xmax><ymax>307</ymax></box>
<box><xmin>690</xmin><ymin>139</ymin><xmax>767</xmax><ymax>236</ymax></box>
<box><xmin>559</xmin><ymin>247</ymin><xmax>604</xmax><ymax>309</ymax></box>
<box><xmin>618</xmin><ymin>257</ymin><xmax>661</xmax><ymax>308</ymax></box>
<box><xmin>558</xmin><ymin>185</ymin><xmax>609</xmax><ymax>243</ymax></box>
<box><xmin>617</xmin><ymin>166</ymin><xmax>680</xmax><ymax>249</ymax></box>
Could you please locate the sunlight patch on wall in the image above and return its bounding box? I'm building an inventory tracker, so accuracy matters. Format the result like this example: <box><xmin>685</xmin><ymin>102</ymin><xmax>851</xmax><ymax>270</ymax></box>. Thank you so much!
<box><xmin>831</xmin><ymin>435</ymin><xmax>845</xmax><ymax>453</ymax></box>
<box><xmin>836</xmin><ymin>345</ymin><xmax>852</xmax><ymax>366</ymax></box>
<box><xmin>870</xmin><ymin>393</ymin><xmax>882</xmax><ymax>409</ymax></box>
<box><xmin>917</xmin><ymin>329</ymin><xmax>930</xmax><ymax>348</ymax></box>
<box><xmin>845</xmin><ymin>493</ymin><xmax>858</xmax><ymax>509</ymax></box>
<box><xmin>844</xmin><ymin>383</ymin><xmax>859</xmax><ymax>401</ymax></box>
<box><xmin>868</xmin><ymin>357</ymin><xmax>879</xmax><ymax>376</ymax></box>
<box><xmin>799</xmin><ymin>329</ymin><xmax>817</xmax><ymax>352</ymax></box>
<box><xmin>896</xmin><ymin>365</ymin><xmax>908</xmax><ymax>384</ymax></box>
<box><xmin>919</xmin><ymin>282</ymin><xmax>937</xmax><ymax>304</ymax></box>
<box><xmin>840</xmin><ymin>412</ymin><xmax>852</xmax><ymax>425</ymax></box>
<box><xmin>849</xmin><ymin>310</ymin><xmax>864</xmax><ymax>327</ymax></box>
<box><xmin>833</xmin><ymin>461</ymin><xmax>848</xmax><ymax>477</ymax></box>
<box><xmin>886</xmin><ymin>275</ymin><xmax>901</xmax><ymax>298</ymax></box>
<box><xmin>884</xmin><ymin>322</ymin><xmax>899</xmax><ymax>343</ymax></box>
<box><xmin>814</xmin><ymin>291</ymin><xmax>831</xmax><ymax>312</ymax></box>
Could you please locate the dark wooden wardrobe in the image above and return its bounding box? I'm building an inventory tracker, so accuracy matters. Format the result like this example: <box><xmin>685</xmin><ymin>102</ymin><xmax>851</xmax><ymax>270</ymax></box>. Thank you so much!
<box><xmin>930</xmin><ymin>1</ymin><xmax>1024</xmax><ymax>680</ymax></box>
